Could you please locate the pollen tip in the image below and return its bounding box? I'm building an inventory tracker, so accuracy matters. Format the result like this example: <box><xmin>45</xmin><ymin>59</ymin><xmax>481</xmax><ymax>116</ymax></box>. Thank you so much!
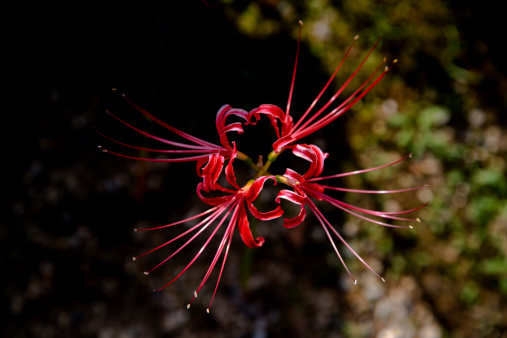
<box><xmin>187</xmin><ymin>304</ymin><xmax>191</xmax><ymax>310</ymax></box>
<box><xmin>384</xmin><ymin>65</ymin><xmax>389</xmax><ymax>72</ymax></box>
<box><xmin>416</xmin><ymin>218</ymin><xmax>421</xmax><ymax>223</ymax></box>
<box><xmin>393</xmin><ymin>59</ymin><xmax>398</xmax><ymax>64</ymax></box>
<box><xmin>206</xmin><ymin>308</ymin><xmax>210</xmax><ymax>314</ymax></box>
<box><xmin>144</xmin><ymin>271</ymin><xmax>149</xmax><ymax>276</ymax></box>
<box><xmin>194</xmin><ymin>291</ymin><xmax>198</xmax><ymax>298</ymax></box>
<box><xmin>132</xmin><ymin>257</ymin><xmax>136</xmax><ymax>261</ymax></box>
<box><xmin>121</xmin><ymin>93</ymin><xmax>126</xmax><ymax>98</ymax></box>
<box><xmin>383</xmin><ymin>57</ymin><xmax>386</xmax><ymax>63</ymax></box>
<box><xmin>298</xmin><ymin>20</ymin><xmax>303</xmax><ymax>26</ymax></box>
<box><xmin>354</xmin><ymin>35</ymin><xmax>359</xmax><ymax>40</ymax></box>
<box><xmin>101</xmin><ymin>149</ymin><xmax>108</xmax><ymax>153</ymax></box>
<box><xmin>381</xmin><ymin>277</ymin><xmax>386</xmax><ymax>283</ymax></box>
<box><xmin>112</xmin><ymin>88</ymin><xmax>117</xmax><ymax>92</ymax></box>
<box><xmin>409</xmin><ymin>225</ymin><xmax>414</xmax><ymax>229</ymax></box>
<box><xmin>97</xmin><ymin>145</ymin><xmax>102</xmax><ymax>149</ymax></box>
<box><xmin>409</xmin><ymin>152</ymin><xmax>413</xmax><ymax>158</ymax></box>
<box><xmin>354</xmin><ymin>279</ymin><xmax>358</xmax><ymax>285</ymax></box>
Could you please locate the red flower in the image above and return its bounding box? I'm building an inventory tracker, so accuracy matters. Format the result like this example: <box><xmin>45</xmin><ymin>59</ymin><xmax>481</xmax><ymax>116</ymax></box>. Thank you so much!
<box><xmin>276</xmin><ymin>144</ymin><xmax>429</xmax><ymax>283</ymax></box>
<box><xmin>244</xmin><ymin>22</ymin><xmax>396</xmax><ymax>153</ymax></box>
<box><xmin>97</xmin><ymin>90</ymin><xmax>251</xmax><ymax>165</ymax></box>
<box><xmin>132</xmin><ymin>144</ymin><xmax>283</xmax><ymax>312</ymax></box>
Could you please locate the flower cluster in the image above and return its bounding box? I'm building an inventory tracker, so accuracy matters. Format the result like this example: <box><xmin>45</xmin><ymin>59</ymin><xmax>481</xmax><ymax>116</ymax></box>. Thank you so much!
<box><xmin>98</xmin><ymin>23</ymin><xmax>428</xmax><ymax>312</ymax></box>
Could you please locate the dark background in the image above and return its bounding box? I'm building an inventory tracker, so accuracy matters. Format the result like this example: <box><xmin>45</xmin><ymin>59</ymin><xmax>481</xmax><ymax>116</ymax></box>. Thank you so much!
<box><xmin>4</xmin><ymin>1</ymin><xmax>507</xmax><ymax>337</ymax></box>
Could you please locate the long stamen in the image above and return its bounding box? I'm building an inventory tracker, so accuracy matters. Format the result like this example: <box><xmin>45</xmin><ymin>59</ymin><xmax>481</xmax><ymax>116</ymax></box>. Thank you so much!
<box><xmin>285</xmin><ymin>20</ymin><xmax>303</xmax><ymax>126</ymax></box>
<box><xmin>293</xmin><ymin>57</ymin><xmax>390</xmax><ymax>140</ymax></box>
<box><xmin>135</xmin><ymin>205</ymin><xmax>222</xmax><ymax>232</ymax></box>
<box><xmin>292</xmin><ymin>35</ymin><xmax>379</xmax><ymax>134</ymax></box>
<box><xmin>308</xmin><ymin>188</ymin><xmax>417</xmax><ymax>228</ymax></box>
<box><xmin>189</xmin><ymin>199</ymin><xmax>242</xmax><ymax>308</ymax></box>
<box><xmin>98</xmin><ymin>147</ymin><xmax>211</xmax><ymax>163</ymax></box>
<box><xmin>133</xmin><ymin>205</ymin><xmax>228</xmax><ymax>262</ymax></box>
<box><xmin>151</xmin><ymin>206</ymin><xmax>233</xmax><ymax>291</ymax></box>
<box><xmin>308</xmin><ymin>198</ymin><xmax>386</xmax><ymax>283</ymax></box>
<box><xmin>307</xmin><ymin>153</ymin><xmax>413</xmax><ymax>182</ymax></box>
<box><xmin>308</xmin><ymin>199</ymin><xmax>356</xmax><ymax>284</ymax></box>
<box><xmin>113</xmin><ymin>89</ymin><xmax>221</xmax><ymax>149</ymax></box>
<box><xmin>104</xmin><ymin>110</ymin><xmax>221</xmax><ymax>151</ymax></box>
<box><xmin>318</xmin><ymin>184</ymin><xmax>430</xmax><ymax>195</ymax></box>
<box><xmin>143</xmin><ymin>199</ymin><xmax>235</xmax><ymax>277</ymax></box>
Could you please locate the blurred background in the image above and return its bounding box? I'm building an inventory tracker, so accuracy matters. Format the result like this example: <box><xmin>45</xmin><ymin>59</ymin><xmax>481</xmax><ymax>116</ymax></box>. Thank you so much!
<box><xmin>4</xmin><ymin>0</ymin><xmax>507</xmax><ymax>337</ymax></box>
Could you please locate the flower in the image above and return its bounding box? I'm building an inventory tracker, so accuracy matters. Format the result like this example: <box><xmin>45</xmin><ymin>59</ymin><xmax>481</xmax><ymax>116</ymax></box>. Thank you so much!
<box><xmin>275</xmin><ymin>144</ymin><xmax>429</xmax><ymax>283</ymax></box>
<box><xmin>97</xmin><ymin>22</ymin><xmax>429</xmax><ymax>310</ymax></box>
<box><xmin>97</xmin><ymin>89</ymin><xmax>253</xmax><ymax>167</ymax></box>
<box><xmin>132</xmin><ymin>144</ymin><xmax>283</xmax><ymax>312</ymax></box>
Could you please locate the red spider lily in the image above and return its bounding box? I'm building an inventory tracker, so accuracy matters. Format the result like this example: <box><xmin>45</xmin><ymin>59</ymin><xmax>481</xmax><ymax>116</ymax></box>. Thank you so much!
<box><xmin>276</xmin><ymin>144</ymin><xmax>429</xmax><ymax>284</ymax></box>
<box><xmin>245</xmin><ymin>22</ymin><xmax>397</xmax><ymax>153</ymax></box>
<box><xmin>97</xmin><ymin>90</ymin><xmax>251</xmax><ymax>166</ymax></box>
<box><xmin>132</xmin><ymin>144</ymin><xmax>283</xmax><ymax>312</ymax></box>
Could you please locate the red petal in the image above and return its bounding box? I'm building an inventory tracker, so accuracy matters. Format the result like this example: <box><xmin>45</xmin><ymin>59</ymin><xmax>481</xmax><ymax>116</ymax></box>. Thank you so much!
<box><xmin>196</xmin><ymin>182</ymin><xmax>234</xmax><ymax>206</ymax></box>
<box><xmin>247</xmin><ymin>201</ymin><xmax>284</xmax><ymax>220</ymax></box>
<box><xmin>275</xmin><ymin>189</ymin><xmax>307</xmax><ymax>229</ymax></box>
<box><xmin>282</xmin><ymin>207</ymin><xmax>306</xmax><ymax>229</ymax></box>
<box><xmin>201</xmin><ymin>154</ymin><xmax>224</xmax><ymax>192</ymax></box>
<box><xmin>215</xmin><ymin>105</ymin><xmax>249</xmax><ymax>150</ymax></box>
<box><xmin>244</xmin><ymin>176</ymin><xmax>277</xmax><ymax>201</ymax></box>
<box><xmin>282</xmin><ymin>168</ymin><xmax>305</xmax><ymax>183</ymax></box>
<box><xmin>225</xmin><ymin>142</ymin><xmax>241</xmax><ymax>190</ymax></box>
<box><xmin>292</xmin><ymin>144</ymin><xmax>328</xmax><ymax>178</ymax></box>
<box><xmin>272</xmin><ymin>135</ymin><xmax>295</xmax><ymax>152</ymax></box>
<box><xmin>237</xmin><ymin>201</ymin><xmax>265</xmax><ymax>248</ymax></box>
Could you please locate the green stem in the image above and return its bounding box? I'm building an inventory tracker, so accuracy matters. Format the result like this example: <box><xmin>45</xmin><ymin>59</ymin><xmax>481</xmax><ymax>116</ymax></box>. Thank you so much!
<box><xmin>256</xmin><ymin>149</ymin><xmax>284</xmax><ymax>177</ymax></box>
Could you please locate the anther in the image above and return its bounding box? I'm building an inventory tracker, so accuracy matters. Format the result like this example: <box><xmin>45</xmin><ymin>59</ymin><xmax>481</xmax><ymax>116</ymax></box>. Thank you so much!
<box><xmin>144</xmin><ymin>272</ymin><xmax>149</xmax><ymax>276</ymax></box>
<box><xmin>194</xmin><ymin>291</ymin><xmax>198</xmax><ymax>298</ymax></box>
<box><xmin>112</xmin><ymin>88</ymin><xmax>117</xmax><ymax>92</ymax></box>
<box><xmin>134</xmin><ymin>229</ymin><xmax>138</xmax><ymax>232</ymax></box>
<box><xmin>409</xmin><ymin>225</ymin><xmax>414</xmax><ymax>229</ymax></box>
<box><xmin>409</xmin><ymin>152</ymin><xmax>413</xmax><ymax>158</ymax></box>
<box><xmin>416</xmin><ymin>218</ymin><xmax>421</xmax><ymax>223</ymax></box>
<box><xmin>187</xmin><ymin>304</ymin><xmax>191</xmax><ymax>310</ymax></box>
<box><xmin>381</xmin><ymin>277</ymin><xmax>386</xmax><ymax>283</ymax></box>
<box><xmin>206</xmin><ymin>308</ymin><xmax>210</xmax><ymax>314</ymax></box>
<box><xmin>354</xmin><ymin>280</ymin><xmax>358</xmax><ymax>285</ymax></box>
<box><xmin>354</xmin><ymin>35</ymin><xmax>359</xmax><ymax>40</ymax></box>
<box><xmin>298</xmin><ymin>20</ymin><xmax>303</xmax><ymax>26</ymax></box>
<box><xmin>132</xmin><ymin>257</ymin><xmax>136</xmax><ymax>261</ymax></box>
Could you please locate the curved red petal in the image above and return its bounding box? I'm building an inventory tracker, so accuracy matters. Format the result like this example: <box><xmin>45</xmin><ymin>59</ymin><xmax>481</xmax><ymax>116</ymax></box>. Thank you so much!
<box><xmin>225</xmin><ymin>142</ymin><xmax>240</xmax><ymax>190</ymax></box>
<box><xmin>246</xmin><ymin>201</ymin><xmax>284</xmax><ymax>220</ymax></box>
<box><xmin>272</xmin><ymin>135</ymin><xmax>295</xmax><ymax>152</ymax></box>
<box><xmin>244</xmin><ymin>175</ymin><xmax>277</xmax><ymax>201</ymax></box>
<box><xmin>275</xmin><ymin>189</ymin><xmax>306</xmax><ymax>205</ymax></box>
<box><xmin>283</xmin><ymin>168</ymin><xmax>305</xmax><ymax>183</ymax></box>
<box><xmin>216</xmin><ymin>105</ymin><xmax>249</xmax><ymax>150</ymax></box>
<box><xmin>292</xmin><ymin>144</ymin><xmax>328</xmax><ymax>178</ymax></box>
<box><xmin>201</xmin><ymin>154</ymin><xmax>224</xmax><ymax>192</ymax></box>
<box><xmin>196</xmin><ymin>182</ymin><xmax>234</xmax><ymax>206</ymax></box>
<box><xmin>275</xmin><ymin>189</ymin><xmax>307</xmax><ymax>229</ymax></box>
<box><xmin>282</xmin><ymin>206</ymin><xmax>307</xmax><ymax>229</ymax></box>
<box><xmin>237</xmin><ymin>201</ymin><xmax>265</xmax><ymax>248</ymax></box>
